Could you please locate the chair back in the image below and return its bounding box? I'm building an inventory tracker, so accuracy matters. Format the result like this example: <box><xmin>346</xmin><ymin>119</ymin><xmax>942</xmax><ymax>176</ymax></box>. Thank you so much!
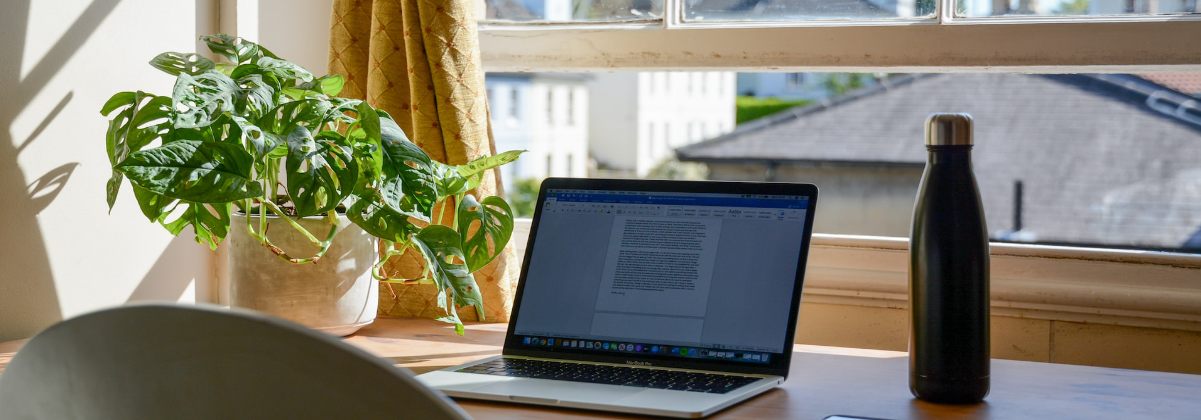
<box><xmin>0</xmin><ymin>304</ymin><xmax>472</xmax><ymax>420</ymax></box>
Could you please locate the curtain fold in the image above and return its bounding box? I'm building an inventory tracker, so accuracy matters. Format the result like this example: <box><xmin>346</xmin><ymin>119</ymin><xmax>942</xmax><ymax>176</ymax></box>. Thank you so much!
<box><xmin>328</xmin><ymin>0</ymin><xmax>518</xmax><ymax>322</ymax></box>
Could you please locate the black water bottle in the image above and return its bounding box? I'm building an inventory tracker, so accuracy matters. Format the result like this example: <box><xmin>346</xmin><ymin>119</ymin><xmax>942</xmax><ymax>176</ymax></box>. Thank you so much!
<box><xmin>909</xmin><ymin>113</ymin><xmax>990</xmax><ymax>404</ymax></box>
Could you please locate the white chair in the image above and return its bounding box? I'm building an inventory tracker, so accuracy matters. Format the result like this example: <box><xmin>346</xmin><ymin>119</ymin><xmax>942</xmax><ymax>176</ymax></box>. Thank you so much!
<box><xmin>0</xmin><ymin>303</ymin><xmax>472</xmax><ymax>420</ymax></box>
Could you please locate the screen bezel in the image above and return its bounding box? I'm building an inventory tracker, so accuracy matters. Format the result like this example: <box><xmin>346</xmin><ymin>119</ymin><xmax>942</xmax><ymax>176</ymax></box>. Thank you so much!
<box><xmin>501</xmin><ymin>177</ymin><xmax>819</xmax><ymax>378</ymax></box>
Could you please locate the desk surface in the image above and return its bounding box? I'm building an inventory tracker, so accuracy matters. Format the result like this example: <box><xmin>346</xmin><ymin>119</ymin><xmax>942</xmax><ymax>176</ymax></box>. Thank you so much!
<box><xmin>4</xmin><ymin>317</ymin><xmax>1201</xmax><ymax>419</ymax></box>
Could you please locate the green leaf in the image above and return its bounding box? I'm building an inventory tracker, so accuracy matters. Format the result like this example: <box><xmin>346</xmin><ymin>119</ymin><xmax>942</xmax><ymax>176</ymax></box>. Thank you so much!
<box><xmin>259</xmin><ymin>98</ymin><xmax>332</xmax><ymax>134</ymax></box>
<box><xmin>412</xmin><ymin>225</ymin><xmax>484</xmax><ymax>320</ymax></box>
<box><xmin>357</xmin><ymin>102</ymin><xmax>381</xmax><ymax>144</ymax></box>
<box><xmin>233</xmin><ymin>73</ymin><xmax>276</xmax><ymax>119</ymax></box>
<box><xmin>200</xmin><ymin>34</ymin><xmax>260</xmax><ymax>64</ymax></box>
<box><xmin>232</xmin><ymin>116</ymin><xmax>281</xmax><ymax>158</ymax></box>
<box><xmin>103</xmin><ymin>92</ymin><xmax>173</xmax><ymax>212</ymax></box>
<box><xmin>285</xmin><ymin>126</ymin><xmax>359</xmax><ymax>217</ymax></box>
<box><xmin>149</xmin><ymin>52</ymin><xmax>216</xmax><ymax>76</ymax></box>
<box><xmin>457</xmin><ymin>195</ymin><xmax>515</xmax><ymax>273</ymax></box>
<box><xmin>281</xmin><ymin>75</ymin><xmax>345</xmax><ymax>100</ymax></box>
<box><xmin>457</xmin><ymin>150</ymin><xmax>526</xmax><ymax>180</ymax></box>
<box><xmin>172</xmin><ymin>70</ymin><xmax>237</xmax><ymax>128</ymax></box>
<box><xmin>379</xmin><ymin>117</ymin><xmax>438</xmax><ymax>218</ymax></box>
<box><xmin>160</xmin><ymin>201</ymin><xmax>232</xmax><ymax>250</ymax></box>
<box><xmin>433</xmin><ymin>162</ymin><xmax>469</xmax><ymax>197</ymax></box>
<box><xmin>315</xmin><ymin>75</ymin><xmax>345</xmax><ymax>96</ymax></box>
<box><xmin>131</xmin><ymin>184</ymin><xmax>176</xmax><ymax>222</ymax></box>
<box><xmin>256</xmin><ymin>56</ymin><xmax>314</xmax><ymax>83</ymax></box>
<box><xmin>346</xmin><ymin>191</ymin><xmax>420</xmax><ymax>243</ymax></box>
<box><xmin>117</xmin><ymin>140</ymin><xmax>263</xmax><ymax>203</ymax></box>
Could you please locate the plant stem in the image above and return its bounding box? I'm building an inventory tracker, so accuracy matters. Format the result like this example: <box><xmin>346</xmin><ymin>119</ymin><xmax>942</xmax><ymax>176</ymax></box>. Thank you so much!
<box><xmin>259</xmin><ymin>200</ymin><xmax>322</xmax><ymax>245</ymax></box>
<box><xmin>256</xmin><ymin>213</ymin><xmax>341</xmax><ymax>264</ymax></box>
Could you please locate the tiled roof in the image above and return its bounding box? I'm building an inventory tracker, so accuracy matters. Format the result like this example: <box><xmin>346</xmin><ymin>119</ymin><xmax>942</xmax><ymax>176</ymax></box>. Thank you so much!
<box><xmin>1139</xmin><ymin>73</ymin><xmax>1201</xmax><ymax>94</ymax></box>
<box><xmin>678</xmin><ymin>73</ymin><xmax>1201</xmax><ymax>249</ymax></box>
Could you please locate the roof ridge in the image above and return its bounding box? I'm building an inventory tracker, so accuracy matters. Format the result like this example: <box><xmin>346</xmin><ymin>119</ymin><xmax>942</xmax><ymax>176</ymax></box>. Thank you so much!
<box><xmin>678</xmin><ymin>73</ymin><xmax>935</xmax><ymax>158</ymax></box>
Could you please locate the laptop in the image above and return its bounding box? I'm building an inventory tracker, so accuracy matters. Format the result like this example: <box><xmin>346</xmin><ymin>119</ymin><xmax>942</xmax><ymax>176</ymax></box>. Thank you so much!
<box><xmin>417</xmin><ymin>178</ymin><xmax>819</xmax><ymax>418</ymax></box>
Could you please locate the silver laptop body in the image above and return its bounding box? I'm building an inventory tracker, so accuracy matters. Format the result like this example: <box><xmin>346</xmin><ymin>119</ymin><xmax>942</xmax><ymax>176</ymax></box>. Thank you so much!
<box><xmin>418</xmin><ymin>178</ymin><xmax>819</xmax><ymax>418</ymax></box>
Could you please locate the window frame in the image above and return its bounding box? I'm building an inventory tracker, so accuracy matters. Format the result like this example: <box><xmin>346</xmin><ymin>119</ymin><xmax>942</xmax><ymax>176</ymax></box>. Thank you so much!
<box><xmin>478</xmin><ymin>0</ymin><xmax>1201</xmax><ymax>73</ymax></box>
<box><xmin>482</xmin><ymin>1</ymin><xmax>1201</xmax><ymax>331</ymax></box>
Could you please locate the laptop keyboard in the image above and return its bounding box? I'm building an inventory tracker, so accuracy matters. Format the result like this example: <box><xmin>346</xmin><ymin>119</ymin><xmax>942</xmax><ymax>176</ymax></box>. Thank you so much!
<box><xmin>456</xmin><ymin>358</ymin><xmax>762</xmax><ymax>394</ymax></box>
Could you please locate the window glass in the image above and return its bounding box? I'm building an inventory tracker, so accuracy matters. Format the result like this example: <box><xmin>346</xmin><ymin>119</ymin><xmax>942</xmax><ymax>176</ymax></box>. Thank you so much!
<box><xmin>487</xmin><ymin>71</ymin><xmax>1201</xmax><ymax>252</ymax></box>
<box><xmin>684</xmin><ymin>0</ymin><xmax>935</xmax><ymax>22</ymax></box>
<box><xmin>957</xmin><ymin>0</ymin><xmax>1199</xmax><ymax>17</ymax></box>
<box><xmin>484</xmin><ymin>0</ymin><xmax>663</xmax><ymax>22</ymax></box>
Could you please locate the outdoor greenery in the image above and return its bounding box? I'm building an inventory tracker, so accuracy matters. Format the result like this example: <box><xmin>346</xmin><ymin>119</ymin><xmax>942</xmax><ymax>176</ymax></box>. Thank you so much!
<box><xmin>509</xmin><ymin>178</ymin><xmax>542</xmax><ymax>218</ymax></box>
<box><xmin>1055</xmin><ymin>0</ymin><xmax>1091</xmax><ymax>14</ymax></box>
<box><xmin>647</xmin><ymin>158</ymin><xmax>709</xmax><ymax>181</ymax></box>
<box><xmin>735</xmin><ymin>96</ymin><xmax>809</xmax><ymax>125</ymax></box>
<box><xmin>103</xmin><ymin>35</ymin><xmax>520</xmax><ymax>333</ymax></box>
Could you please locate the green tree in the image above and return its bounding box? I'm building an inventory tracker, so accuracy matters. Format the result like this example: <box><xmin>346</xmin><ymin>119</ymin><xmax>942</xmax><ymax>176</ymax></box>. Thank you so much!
<box><xmin>736</xmin><ymin>96</ymin><xmax>809</xmax><ymax>125</ymax></box>
<box><xmin>1055</xmin><ymin>0</ymin><xmax>1090</xmax><ymax>14</ymax></box>
<box><xmin>647</xmin><ymin>158</ymin><xmax>709</xmax><ymax>180</ymax></box>
<box><xmin>822</xmin><ymin>73</ymin><xmax>881</xmax><ymax>97</ymax></box>
<box><xmin>509</xmin><ymin>178</ymin><xmax>542</xmax><ymax>218</ymax></box>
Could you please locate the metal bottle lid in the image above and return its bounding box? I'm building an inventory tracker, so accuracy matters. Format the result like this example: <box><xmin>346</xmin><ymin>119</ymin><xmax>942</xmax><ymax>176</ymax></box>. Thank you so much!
<box><xmin>925</xmin><ymin>113</ymin><xmax>973</xmax><ymax>146</ymax></box>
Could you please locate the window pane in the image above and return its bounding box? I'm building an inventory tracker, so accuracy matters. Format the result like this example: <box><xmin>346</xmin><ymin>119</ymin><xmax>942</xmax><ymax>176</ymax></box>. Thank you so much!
<box><xmin>487</xmin><ymin>70</ymin><xmax>1201</xmax><ymax>253</ymax></box>
<box><xmin>957</xmin><ymin>0</ymin><xmax>1199</xmax><ymax>17</ymax></box>
<box><xmin>698</xmin><ymin>72</ymin><xmax>1201</xmax><ymax>253</ymax></box>
<box><xmin>685</xmin><ymin>0</ymin><xmax>935</xmax><ymax>22</ymax></box>
<box><xmin>484</xmin><ymin>0</ymin><xmax>663</xmax><ymax>22</ymax></box>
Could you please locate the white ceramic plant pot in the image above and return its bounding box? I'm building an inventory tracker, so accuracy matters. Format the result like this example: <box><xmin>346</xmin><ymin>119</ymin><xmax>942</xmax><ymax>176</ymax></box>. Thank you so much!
<box><xmin>228</xmin><ymin>213</ymin><xmax>377</xmax><ymax>336</ymax></box>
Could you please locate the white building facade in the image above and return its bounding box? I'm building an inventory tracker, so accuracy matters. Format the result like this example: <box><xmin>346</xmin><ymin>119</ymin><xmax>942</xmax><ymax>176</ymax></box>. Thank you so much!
<box><xmin>486</xmin><ymin>73</ymin><xmax>589</xmax><ymax>192</ymax></box>
<box><xmin>588</xmin><ymin>72</ymin><xmax>737</xmax><ymax>177</ymax></box>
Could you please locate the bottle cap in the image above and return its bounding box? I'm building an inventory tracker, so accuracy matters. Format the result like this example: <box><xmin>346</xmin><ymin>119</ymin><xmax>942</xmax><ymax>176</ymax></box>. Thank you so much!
<box><xmin>925</xmin><ymin>113</ymin><xmax>973</xmax><ymax>146</ymax></box>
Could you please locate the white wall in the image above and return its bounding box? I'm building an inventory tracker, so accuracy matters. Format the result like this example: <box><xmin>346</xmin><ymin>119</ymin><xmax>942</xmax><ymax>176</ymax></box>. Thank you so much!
<box><xmin>637</xmin><ymin>72</ymin><xmax>735</xmax><ymax>176</ymax></box>
<box><xmin>530</xmin><ymin>78</ymin><xmax>589</xmax><ymax>179</ymax></box>
<box><xmin>586</xmin><ymin>73</ymin><xmax>639</xmax><ymax>172</ymax></box>
<box><xmin>0</xmin><ymin>0</ymin><xmax>224</xmax><ymax>341</ymax></box>
<box><xmin>245</xmin><ymin>0</ymin><xmax>333</xmax><ymax>76</ymax></box>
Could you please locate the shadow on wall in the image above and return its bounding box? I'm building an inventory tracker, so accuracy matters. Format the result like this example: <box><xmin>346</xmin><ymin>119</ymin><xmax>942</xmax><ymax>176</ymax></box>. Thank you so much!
<box><xmin>0</xmin><ymin>0</ymin><xmax>123</xmax><ymax>342</ymax></box>
<box><xmin>126</xmin><ymin>236</ymin><xmax>205</xmax><ymax>303</ymax></box>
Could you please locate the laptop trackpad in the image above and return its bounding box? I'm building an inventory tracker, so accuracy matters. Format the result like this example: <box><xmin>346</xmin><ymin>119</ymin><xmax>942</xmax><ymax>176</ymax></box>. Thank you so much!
<box><xmin>475</xmin><ymin>379</ymin><xmax>643</xmax><ymax>403</ymax></box>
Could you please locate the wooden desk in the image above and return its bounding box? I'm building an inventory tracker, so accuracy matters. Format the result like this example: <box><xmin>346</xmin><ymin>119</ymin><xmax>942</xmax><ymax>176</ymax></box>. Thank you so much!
<box><xmin>4</xmin><ymin>317</ymin><xmax>1201</xmax><ymax>419</ymax></box>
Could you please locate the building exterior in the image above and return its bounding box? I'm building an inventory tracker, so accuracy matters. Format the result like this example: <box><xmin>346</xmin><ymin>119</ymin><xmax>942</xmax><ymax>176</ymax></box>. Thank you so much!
<box><xmin>736</xmin><ymin>73</ymin><xmax>883</xmax><ymax>101</ymax></box>
<box><xmin>487</xmin><ymin>73</ymin><xmax>590</xmax><ymax>192</ymax></box>
<box><xmin>588</xmin><ymin>72</ymin><xmax>737</xmax><ymax>177</ymax></box>
<box><xmin>678</xmin><ymin>73</ymin><xmax>1201</xmax><ymax>251</ymax></box>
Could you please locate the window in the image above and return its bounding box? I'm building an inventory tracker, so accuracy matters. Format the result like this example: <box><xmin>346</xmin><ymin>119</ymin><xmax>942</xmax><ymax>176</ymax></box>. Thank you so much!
<box><xmin>546</xmin><ymin>155</ymin><xmax>554</xmax><ymax>177</ymax></box>
<box><xmin>786</xmin><ymin>73</ymin><xmax>804</xmax><ymax>88</ymax></box>
<box><xmin>546</xmin><ymin>90</ymin><xmax>554</xmax><ymax>124</ymax></box>
<box><xmin>478</xmin><ymin>0</ymin><xmax>1201</xmax><ymax>329</ymax></box>
<box><xmin>567</xmin><ymin>90</ymin><xmax>575</xmax><ymax>125</ymax></box>
<box><xmin>566</xmin><ymin>153</ymin><xmax>574</xmax><ymax>176</ymax></box>
<box><xmin>509</xmin><ymin>88</ymin><xmax>519</xmax><ymax>119</ymax></box>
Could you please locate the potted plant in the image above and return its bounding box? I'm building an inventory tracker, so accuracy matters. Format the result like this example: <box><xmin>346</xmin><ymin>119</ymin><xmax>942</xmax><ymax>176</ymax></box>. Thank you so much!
<box><xmin>103</xmin><ymin>34</ymin><xmax>521</xmax><ymax>335</ymax></box>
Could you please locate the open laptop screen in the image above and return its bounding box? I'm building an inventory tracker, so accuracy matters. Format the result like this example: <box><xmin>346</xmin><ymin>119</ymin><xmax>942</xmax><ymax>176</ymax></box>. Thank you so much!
<box><xmin>508</xmin><ymin>179</ymin><xmax>815</xmax><ymax>373</ymax></box>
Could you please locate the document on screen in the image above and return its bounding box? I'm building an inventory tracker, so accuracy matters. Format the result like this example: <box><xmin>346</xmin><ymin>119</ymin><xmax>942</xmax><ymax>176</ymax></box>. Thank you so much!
<box><xmin>592</xmin><ymin>216</ymin><xmax>722</xmax><ymax>319</ymax></box>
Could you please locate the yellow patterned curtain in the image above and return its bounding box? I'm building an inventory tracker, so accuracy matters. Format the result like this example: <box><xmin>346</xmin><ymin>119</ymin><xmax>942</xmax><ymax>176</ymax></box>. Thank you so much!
<box><xmin>328</xmin><ymin>0</ymin><xmax>519</xmax><ymax>322</ymax></box>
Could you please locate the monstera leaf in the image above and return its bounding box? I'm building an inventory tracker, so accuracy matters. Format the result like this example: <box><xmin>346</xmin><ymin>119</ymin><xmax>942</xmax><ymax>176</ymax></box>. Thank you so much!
<box><xmin>412</xmin><ymin>225</ymin><xmax>485</xmax><ymax>321</ymax></box>
<box><xmin>346</xmin><ymin>190</ymin><xmax>420</xmax><ymax>243</ymax></box>
<box><xmin>131</xmin><ymin>185</ymin><xmax>231</xmax><ymax>250</ymax></box>
<box><xmin>378</xmin><ymin>117</ymin><xmax>438</xmax><ymax>219</ymax></box>
<box><xmin>172</xmin><ymin>70</ymin><xmax>237</xmax><ymax>129</ymax></box>
<box><xmin>200</xmin><ymin>34</ymin><xmax>261</xmax><ymax>64</ymax></box>
<box><xmin>117</xmin><ymin>140</ymin><xmax>262</xmax><ymax>203</ymax></box>
<box><xmin>102</xmin><ymin>92</ymin><xmax>174</xmax><ymax>211</ymax></box>
<box><xmin>285</xmin><ymin>126</ymin><xmax>359</xmax><ymax>217</ymax></box>
<box><xmin>457</xmin><ymin>195</ymin><xmax>514</xmax><ymax>272</ymax></box>
<box><xmin>232</xmin><ymin>73</ymin><xmax>276</xmax><ymax>119</ymax></box>
<box><xmin>257</xmin><ymin>56</ymin><xmax>314</xmax><ymax>83</ymax></box>
<box><xmin>149</xmin><ymin>52</ymin><xmax>216</xmax><ymax>76</ymax></box>
<box><xmin>281</xmin><ymin>75</ymin><xmax>346</xmax><ymax>100</ymax></box>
